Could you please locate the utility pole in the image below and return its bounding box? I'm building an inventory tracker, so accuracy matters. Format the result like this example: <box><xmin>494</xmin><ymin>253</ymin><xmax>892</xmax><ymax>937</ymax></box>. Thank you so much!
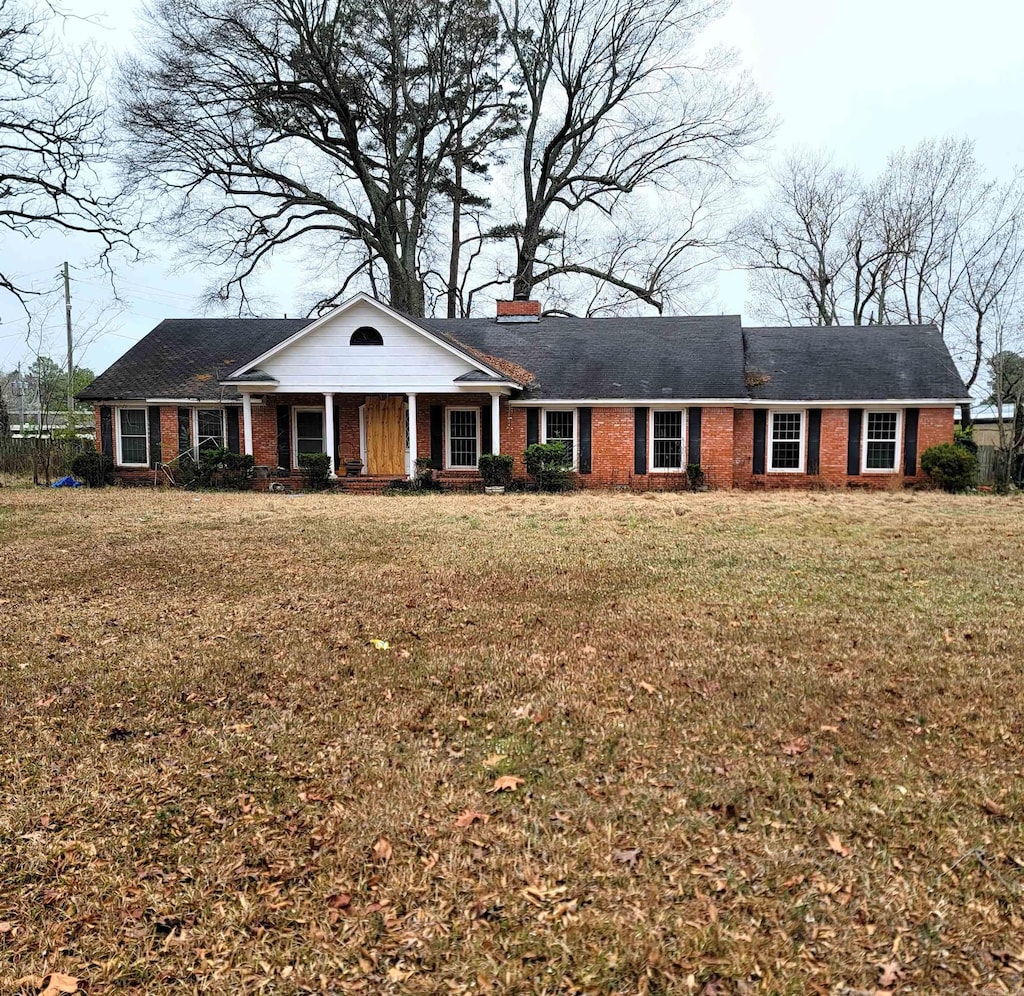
<box><xmin>63</xmin><ymin>261</ymin><xmax>73</xmax><ymax>412</ymax></box>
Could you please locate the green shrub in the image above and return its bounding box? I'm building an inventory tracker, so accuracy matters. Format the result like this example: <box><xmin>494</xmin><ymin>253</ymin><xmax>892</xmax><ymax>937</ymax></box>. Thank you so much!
<box><xmin>478</xmin><ymin>453</ymin><xmax>514</xmax><ymax>488</ymax></box>
<box><xmin>920</xmin><ymin>443</ymin><xmax>978</xmax><ymax>492</ymax></box>
<box><xmin>523</xmin><ymin>441</ymin><xmax>574</xmax><ymax>492</ymax></box>
<box><xmin>298</xmin><ymin>451</ymin><xmax>332</xmax><ymax>491</ymax></box>
<box><xmin>686</xmin><ymin>463</ymin><xmax>706</xmax><ymax>490</ymax></box>
<box><xmin>70</xmin><ymin>450</ymin><xmax>114</xmax><ymax>487</ymax></box>
<box><xmin>953</xmin><ymin>424</ymin><xmax>978</xmax><ymax>453</ymax></box>
<box><xmin>179</xmin><ymin>447</ymin><xmax>255</xmax><ymax>490</ymax></box>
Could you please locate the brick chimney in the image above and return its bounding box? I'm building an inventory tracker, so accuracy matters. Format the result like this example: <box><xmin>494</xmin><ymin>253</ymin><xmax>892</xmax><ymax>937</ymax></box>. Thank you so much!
<box><xmin>496</xmin><ymin>297</ymin><xmax>541</xmax><ymax>323</ymax></box>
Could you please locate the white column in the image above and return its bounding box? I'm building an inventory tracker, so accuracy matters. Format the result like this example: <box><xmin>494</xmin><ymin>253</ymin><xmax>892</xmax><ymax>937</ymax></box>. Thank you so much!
<box><xmin>490</xmin><ymin>392</ymin><xmax>501</xmax><ymax>456</ymax></box>
<box><xmin>241</xmin><ymin>392</ymin><xmax>254</xmax><ymax>457</ymax></box>
<box><xmin>407</xmin><ymin>393</ymin><xmax>418</xmax><ymax>479</ymax></box>
<box><xmin>324</xmin><ymin>392</ymin><xmax>336</xmax><ymax>478</ymax></box>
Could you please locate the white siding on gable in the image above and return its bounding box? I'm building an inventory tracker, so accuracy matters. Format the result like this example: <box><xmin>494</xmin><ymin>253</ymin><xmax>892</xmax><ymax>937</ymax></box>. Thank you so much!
<box><xmin>258</xmin><ymin>300</ymin><xmax>480</xmax><ymax>392</ymax></box>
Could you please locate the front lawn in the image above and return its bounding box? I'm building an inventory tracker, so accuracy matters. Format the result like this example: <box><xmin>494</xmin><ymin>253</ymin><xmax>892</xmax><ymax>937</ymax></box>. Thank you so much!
<box><xmin>1</xmin><ymin>489</ymin><xmax>1022</xmax><ymax>994</ymax></box>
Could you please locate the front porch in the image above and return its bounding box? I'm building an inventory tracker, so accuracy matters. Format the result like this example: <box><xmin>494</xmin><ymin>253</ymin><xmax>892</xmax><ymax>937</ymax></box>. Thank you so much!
<box><xmin>240</xmin><ymin>391</ymin><xmax>511</xmax><ymax>483</ymax></box>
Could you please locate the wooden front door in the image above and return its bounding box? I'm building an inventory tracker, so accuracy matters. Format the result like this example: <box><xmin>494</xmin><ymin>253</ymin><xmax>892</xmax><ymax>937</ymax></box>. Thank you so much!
<box><xmin>364</xmin><ymin>397</ymin><xmax>406</xmax><ymax>475</ymax></box>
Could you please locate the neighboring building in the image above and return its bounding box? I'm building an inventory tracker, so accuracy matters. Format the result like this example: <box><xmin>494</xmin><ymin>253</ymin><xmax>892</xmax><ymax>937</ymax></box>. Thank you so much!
<box><xmin>77</xmin><ymin>294</ymin><xmax>969</xmax><ymax>490</ymax></box>
<box><xmin>955</xmin><ymin>404</ymin><xmax>1018</xmax><ymax>448</ymax></box>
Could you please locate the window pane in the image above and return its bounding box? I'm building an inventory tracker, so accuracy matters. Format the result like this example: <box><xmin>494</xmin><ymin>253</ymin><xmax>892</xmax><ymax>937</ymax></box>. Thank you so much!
<box><xmin>545</xmin><ymin>411</ymin><xmax>574</xmax><ymax>465</ymax></box>
<box><xmin>770</xmin><ymin>412</ymin><xmax>802</xmax><ymax>470</ymax></box>
<box><xmin>652</xmin><ymin>410</ymin><xmax>684</xmax><ymax>469</ymax></box>
<box><xmin>448</xmin><ymin>409</ymin><xmax>478</xmax><ymax>468</ymax></box>
<box><xmin>197</xmin><ymin>409</ymin><xmax>224</xmax><ymax>452</ymax></box>
<box><xmin>120</xmin><ymin>408</ymin><xmax>146</xmax><ymax>436</ymax></box>
<box><xmin>121</xmin><ymin>435</ymin><xmax>147</xmax><ymax>464</ymax></box>
<box><xmin>296</xmin><ymin>410</ymin><xmax>324</xmax><ymax>455</ymax></box>
<box><xmin>865</xmin><ymin>412</ymin><xmax>898</xmax><ymax>469</ymax></box>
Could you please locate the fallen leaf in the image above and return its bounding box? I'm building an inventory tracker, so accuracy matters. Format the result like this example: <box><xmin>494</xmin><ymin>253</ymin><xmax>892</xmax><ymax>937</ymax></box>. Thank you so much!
<box><xmin>781</xmin><ymin>736</ymin><xmax>810</xmax><ymax>756</ymax></box>
<box><xmin>372</xmin><ymin>837</ymin><xmax>392</xmax><ymax>862</ymax></box>
<box><xmin>14</xmin><ymin>977</ymin><xmax>44</xmax><ymax>990</ymax></box>
<box><xmin>826</xmin><ymin>832</ymin><xmax>850</xmax><ymax>857</ymax></box>
<box><xmin>878</xmin><ymin>958</ymin><xmax>902</xmax><ymax>988</ymax></box>
<box><xmin>612</xmin><ymin>847</ymin><xmax>641</xmax><ymax>867</ymax></box>
<box><xmin>482</xmin><ymin>754</ymin><xmax>506</xmax><ymax>769</ymax></box>
<box><xmin>454</xmin><ymin>809</ymin><xmax>490</xmax><ymax>827</ymax></box>
<box><xmin>326</xmin><ymin>893</ymin><xmax>351</xmax><ymax>909</ymax></box>
<box><xmin>0</xmin><ymin>920</ymin><xmax>12</xmax><ymax>933</ymax></box>
<box><xmin>487</xmin><ymin>775</ymin><xmax>525</xmax><ymax>793</ymax></box>
<box><xmin>637</xmin><ymin>681</ymin><xmax>657</xmax><ymax>694</ymax></box>
<box><xmin>983</xmin><ymin>798</ymin><xmax>1008</xmax><ymax>818</ymax></box>
<box><xmin>41</xmin><ymin>973</ymin><xmax>80</xmax><ymax>996</ymax></box>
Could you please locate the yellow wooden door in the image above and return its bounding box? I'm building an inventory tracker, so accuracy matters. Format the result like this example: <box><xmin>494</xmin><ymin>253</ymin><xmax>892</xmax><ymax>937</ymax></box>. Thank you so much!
<box><xmin>365</xmin><ymin>397</ymin><xmax>406</xmax><ymax>475</ymax></box>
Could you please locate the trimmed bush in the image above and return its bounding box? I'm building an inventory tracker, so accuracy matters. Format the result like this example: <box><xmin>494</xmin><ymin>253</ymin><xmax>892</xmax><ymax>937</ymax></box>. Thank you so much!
<box><xmin>920</xmin><ymin>443</ymin><xmax>978</xmax><ymax>493</ymax></box>
<box><xmin>478</xmin><ymin>453</ymin><xmax>514</xmax><ymax>488</ymax></box>
<box><xmin>299</xmin><ymin>451</ymin><xmax>332</xmax><ymax>491</ymax></box>
<box><xmin>523</xmin><ymin>441</ymin><xmax>574</xmax><ymax>492</ymax></box>
<box><xmin>70</xmin><ymin>450</ymin><xmax>115</xmax><ymax>487</ymax></box>
<box><xmin>686</xmin><ymin>463</ymin><xmax>706</xmax><ymax>490</ymax></box>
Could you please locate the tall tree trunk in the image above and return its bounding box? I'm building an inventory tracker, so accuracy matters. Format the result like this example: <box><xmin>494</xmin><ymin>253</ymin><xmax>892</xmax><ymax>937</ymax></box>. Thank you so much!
<box><xmin>447</xmin><ymin>145</ymin><xmax>463</xmax><ymax>319</ymax></box>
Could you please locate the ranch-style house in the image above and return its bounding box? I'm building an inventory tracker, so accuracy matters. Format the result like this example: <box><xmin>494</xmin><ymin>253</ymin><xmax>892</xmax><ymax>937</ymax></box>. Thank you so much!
<box><xmin>78</xmin><ymin>294</ymin><xmax>970</xmax><ymax>490</ymax></box>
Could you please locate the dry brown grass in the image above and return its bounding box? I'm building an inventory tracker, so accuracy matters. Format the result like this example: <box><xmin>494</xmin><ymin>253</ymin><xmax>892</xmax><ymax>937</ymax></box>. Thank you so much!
<box><xmin>1</xmin><ymin>488</ymin><xmax>1023</xmax><ymax>995</ymax></box>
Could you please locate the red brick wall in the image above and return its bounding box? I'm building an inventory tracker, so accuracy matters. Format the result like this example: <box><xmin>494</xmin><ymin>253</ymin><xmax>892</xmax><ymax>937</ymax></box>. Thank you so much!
<box><xmin>734</xmin><ymin>406</ymin><xmax>956</xmax><ymax>489</ymax></box>
<box><xmin>159</xmin><ymin>407</ymin><xmax>179</xmax><ymax>464</ymax></box>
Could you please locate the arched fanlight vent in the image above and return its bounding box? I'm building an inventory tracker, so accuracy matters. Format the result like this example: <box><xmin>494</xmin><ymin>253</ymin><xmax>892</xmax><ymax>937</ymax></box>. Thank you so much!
<box><xmin>350</xmin><ymin>326</ymin><xmax>384</xmax><ymax>346</ymax></box>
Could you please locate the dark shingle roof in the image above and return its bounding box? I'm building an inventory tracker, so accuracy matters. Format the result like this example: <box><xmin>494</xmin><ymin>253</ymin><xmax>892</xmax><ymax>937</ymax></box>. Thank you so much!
<box><xmin>77</xmin><ymin>318</ymin><xmax>309</xmax><ymax>401</ymax></box>
<box><xmin>743</xmin><ymin>325</ymin><xmax>969</xmax><ymax>402</ymax></box>
<box><xmin>422</xmin><ymin>315</ymin><xmax>746</xmax><ymax>399</ymax></box>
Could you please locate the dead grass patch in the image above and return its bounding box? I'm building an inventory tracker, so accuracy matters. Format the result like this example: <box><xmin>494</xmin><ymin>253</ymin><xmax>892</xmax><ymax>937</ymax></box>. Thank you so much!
<box><xmin>1</xmin><ymin>489</ymin><xmax>1023</xmax><ymax>994</ymax></box>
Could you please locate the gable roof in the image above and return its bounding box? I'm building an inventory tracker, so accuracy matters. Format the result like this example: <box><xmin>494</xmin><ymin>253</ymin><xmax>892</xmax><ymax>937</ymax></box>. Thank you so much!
<box><xmin>78</xmin><ymin>317</ymin><xmax>309</xmax><ymax>401</ymax></box>
<box><xmin>78</xmin><ymin>299</ymin><xmax>970</xmax><ymax>406</ymax></box>
<box><xmin>743</xmin><ymin>325</ymin><xmax>970</xmax><ymax>402</ymax></box>
<box><xmin>420</xmin><ymin>315</ymin><xmax>746</xmax><ymax>400</ymax></box>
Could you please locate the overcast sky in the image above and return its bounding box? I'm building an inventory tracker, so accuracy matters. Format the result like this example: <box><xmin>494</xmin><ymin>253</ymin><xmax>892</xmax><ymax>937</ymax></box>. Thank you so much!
<box><xmin>2</xmin><ymin>0</ymin><xmax>1023</xmax><ymax>376</ymax></box>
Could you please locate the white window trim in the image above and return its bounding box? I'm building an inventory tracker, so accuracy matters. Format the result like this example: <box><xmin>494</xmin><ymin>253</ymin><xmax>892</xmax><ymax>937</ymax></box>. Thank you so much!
<box><xmin>540</xmin><ymin>407</ymin><xmax>578</xmax><ymax>470</ymax></box>
<box><xmin>292</xmin><ymin>405</ymin><xmax>326</xmax><ymax>469</ymax></box>
<box><xmin>114</xmin><ymin>406</ymin><xmax>149</xmax><ymax>468</ymax></box>
<box><xmin>648</xmin><ymin>407</ymin><xmax>687</xmax><ymax>473</ymax></box>
<box><xmin>445</xmin><ymin>406</ymin><xmax>482</xmax><ymax>470</ymax></box>
<box><xmin>767</xmin><ymin>408</ymin><xmax>807</xmax><ymax>474</ymax></box>
<box><xmin>861</xmin><ymin>408</ymin><xmax>903</xmax><ymax>474</ymax></box>
<box><xmin>191</xmin><ymin>406</ymin><xmax>227</xmax><ymax>456</ymax></box>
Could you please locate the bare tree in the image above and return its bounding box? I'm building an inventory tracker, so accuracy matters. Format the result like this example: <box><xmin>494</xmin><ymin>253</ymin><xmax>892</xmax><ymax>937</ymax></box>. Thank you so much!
<box><xmin>120</xmin><ymin>0</ymin><xmax>516</xmax><ymax>317</ymax></box>
<box><xmin>0</xmin><ymin>0</ymin><xmax>133</xmax><ymax>316</ymax></box>
<box><xmin>734</xmin><ymin>139</ymin><xmax>1024</xmax><ymax>394</ymax></box>
<box><xmin>492</xmin><ymin>0</ymin><xmax>769</xmax><ymax>311</ymax></box>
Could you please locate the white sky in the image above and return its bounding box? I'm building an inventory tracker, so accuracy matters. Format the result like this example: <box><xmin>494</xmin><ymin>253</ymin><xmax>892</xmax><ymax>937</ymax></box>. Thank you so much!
<box><xmin>2</xmin><ymin>0</ymin><xmax>1023</xmax><ymax>375</ymax></box>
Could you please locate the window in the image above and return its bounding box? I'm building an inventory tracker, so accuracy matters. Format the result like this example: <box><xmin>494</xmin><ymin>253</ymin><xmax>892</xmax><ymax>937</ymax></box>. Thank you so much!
<box><xmin>447</xmin><ymin>407</ymin><xmax>480</xmax><ymax>468</ymax></box>
<box><xmin>863</xmin><ymin>410</ymin><xmax>900</xmax><ymax>471</ymax></box>
<box><xmin>768</xmin><ymin>410</ymin><xmax>805</xmax><ymax>472</ymax></box>
<box><xmin>117</xmin><ymin>408</ymin><xmax>148</xmax><ymax>466</ymax></box>
<box><xmin>350</xmin><ymin>326</ymin><xmax>384</xmax><ymax>346</ymax></box>
<box><xmin>650</xmin><ymin>409</ymin><xmax>685</xmax><ymax>471</ymax></box>
<box><xmin>294</xmin><ymin>408</ymin><xmax>325</xmax><ymax>462</ymax></box>
<box><xmin>195</xmin><ymin>408</ymin><xmax>226</xmax><ymax>453</ymax></box>
<box><xmin>543</xmin><ymin>409</ymin><xmax>576</xmax><ymax>467</ymax></box>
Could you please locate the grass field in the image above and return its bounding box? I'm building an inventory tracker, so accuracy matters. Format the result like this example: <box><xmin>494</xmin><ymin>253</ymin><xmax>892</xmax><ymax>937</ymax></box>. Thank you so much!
<box><xmin>1</xmin><ymin>488</ymin><xmax>1023</xmax><ymax>995</ymax></box>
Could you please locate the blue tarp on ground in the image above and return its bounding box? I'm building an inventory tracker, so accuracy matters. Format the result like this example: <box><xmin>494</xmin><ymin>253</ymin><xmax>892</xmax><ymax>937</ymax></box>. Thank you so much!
<box><xmin>51</xmin><ymin>475</ymin><xmax>82</xmax><ymax>488</ymax></box>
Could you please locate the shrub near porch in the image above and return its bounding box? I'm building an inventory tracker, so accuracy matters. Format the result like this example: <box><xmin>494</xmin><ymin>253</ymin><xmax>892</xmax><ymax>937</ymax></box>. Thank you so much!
<box><xmin>1</xmin><ymin>490</ymin><xmax>1022</xmax><ymax>994</ymax></box>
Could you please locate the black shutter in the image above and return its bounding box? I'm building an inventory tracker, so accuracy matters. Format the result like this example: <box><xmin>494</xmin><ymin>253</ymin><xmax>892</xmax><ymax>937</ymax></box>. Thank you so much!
<box><xmin>148</xmin><ymin>406</ymin><xmax>162</xmax><ymax>467</ymax></box>
<box><xmin>634</xmin><ymin>407</ymin><xmax>648</xmax><ymax>475</ymax></box>
<box><xmin>178</xmin><ymin>407</ymin><xmax>190</xmax><ymax>456</ymax></box>
<box><xmin>480</xmin><ymin>406</ymin><xmax>492</xmax><ymax>456</ymax></box>
<box><xmin>276</xmin><ymin>405</ymin><xmax>291</xmax><ymax>469</ymax></box>
<box><xmin>429</xmin><ymin>404</ymin><xmax>444</xmax><ymax>469</ymax></box>
<box><xmin>903</xmin><ymin>408</ymin><xmax>919</xmax><ymax>476</ymax></box>
<box><xmin>526</xmin><ymin>408</ymin><xmax>539</xmax><ymax>446</ymax></box>
<box><xmin>847</xmin><ymin>408</ymin><xmax>863</xmax><ymax>476</ymax></box>
<box><xmin>687</xmin><ymin>407</ymin><xmax>702</xmax><ymax>467</ymax></box>
<box><xmin>99</xmin><ymin>406</ymin><xmax>113</xmax><ymax>458</ymax></box>
<box><xmin>752</xmin><ymin>410</ymin><xmax>767</xmax><ymax>475</ymax></box>
<box><xmin>578</xmin><ymin>407</ymin><xmax>592</xmax><ymax>474</ymax></box>
<box><xmin>227</xmin><ymin>407</ymin><xmax>240</xmax><ymax>453</ymax></box>
<box><xmin>806</xmin><ymin>408</ymin><xmax>822</xmax><ymax>475</ymax></box>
